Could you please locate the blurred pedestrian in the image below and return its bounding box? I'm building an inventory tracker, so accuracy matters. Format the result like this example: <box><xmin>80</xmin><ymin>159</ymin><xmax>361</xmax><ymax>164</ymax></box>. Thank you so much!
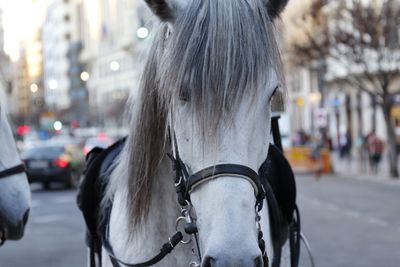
<box><xmin>339</xmin><ymin>130</ymin><xmax>352</xmax><ymax>160</ymax></box>
<box><xmin>356</xmin><ymin>134</ymin><xmax>369</xmax><ymax>172</ymax></box>
<box><xmin>309</xmin><ymin>135</ymin><xmax>324</xmax><ymax>180</ymax></box>
<box><xmin>292</xmin><ymin>129</ymin><xmax>310</xmax><ymax>146</ymax></box>
<box><xmin>367</xmin><ymin>132</ymin><xmax>384</xmax><ymax>174</ymax></box>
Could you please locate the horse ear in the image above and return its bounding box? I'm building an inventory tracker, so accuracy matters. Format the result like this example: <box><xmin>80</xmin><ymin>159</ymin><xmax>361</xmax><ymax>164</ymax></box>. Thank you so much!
<box><xmin>144</xmin><ymin>0</ymin><xmax>183</xmax><ymax>22</ymax></box>
<box><xmin>267</xmin><ymin>0</ymin><xmax>290</xmax><ymax>19</ymax></box>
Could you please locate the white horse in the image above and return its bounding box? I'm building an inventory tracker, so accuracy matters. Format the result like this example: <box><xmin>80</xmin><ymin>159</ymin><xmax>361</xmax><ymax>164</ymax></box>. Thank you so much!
<box><xmin>0</xmin><ymin>101</ymin><xmax>31</xmax><ymax>244</ymax></box>
<box><xmin>97</xmin><ymin>0</ymin><xmax>291</xmax><ymax>266</ymax></box>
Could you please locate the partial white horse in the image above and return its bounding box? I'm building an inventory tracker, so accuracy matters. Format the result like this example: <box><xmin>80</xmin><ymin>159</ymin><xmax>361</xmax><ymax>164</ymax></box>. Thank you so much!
<box><xmin>100</xmin><ymin>0</ymin><xmax>290</xmax><ymax>266</ymax></box>
<box><xmin>0</xmin><ymin>100</ymin><xmax>30</xmax><ymax>243</ymax></box>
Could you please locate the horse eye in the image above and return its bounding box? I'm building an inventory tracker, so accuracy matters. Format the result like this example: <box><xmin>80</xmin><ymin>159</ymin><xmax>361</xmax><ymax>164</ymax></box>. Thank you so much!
<box><xmin>179</xmin><ymin>89</ymin><xmax>190</xmax><ymax>102</ymax></box>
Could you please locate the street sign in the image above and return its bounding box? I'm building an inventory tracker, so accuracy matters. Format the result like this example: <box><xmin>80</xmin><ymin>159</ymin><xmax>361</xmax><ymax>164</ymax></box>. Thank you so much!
<box><xmin>315</xmin><ymin>108</ymin><xmax>328</xmax><ymax>128</ymax></box>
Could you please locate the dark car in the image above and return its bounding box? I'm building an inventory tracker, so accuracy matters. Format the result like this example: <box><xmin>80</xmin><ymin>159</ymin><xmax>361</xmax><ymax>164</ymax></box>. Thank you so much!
<box><xmin>21</xmin><ymin>143</ymin><xmax>85</xmax><ymax>189</ymax></box>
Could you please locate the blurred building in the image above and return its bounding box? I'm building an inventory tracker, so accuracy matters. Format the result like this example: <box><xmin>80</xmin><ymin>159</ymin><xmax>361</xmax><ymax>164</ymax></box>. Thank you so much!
<box><xmin>24</xmin><ymin>28</ymin><xmax>45</xmax><ymax>125</ymax></box>
<box><xmin>7</xmin><ymin>1</ymin><xmax>49</xmax><ymax>125</ymax></box>
<box><xmin>12</xmin><ymin>49</ymin><xmax>31</xmax><ymax>121</ymax></box>
<box><xmin>282</xmin><ymin>0</ymin><xmax>400</xmax><ymax>149</ymax></box>
<box><xmin>79</xmin><ymin>0</ymin><xmax>152</xmax><ymax>127</ymax></box>
<box><xmin>0</xmin><ymin>8</ymin><xmax>14</xmax><ymax>114</ymax></box>
<box><xmin>282</xmin><ymin>0</ymin><xmax>326</xmax><ymax>140</ymax></box>
<box><xmin>43</xmin><ymin>0</ymin><xmax>78</xmax><ymax>110</ymax></box>
<box><xmin>42</xmin><ymin>0</ymin><xmax>89</xmax><ymax>127</ymax></box>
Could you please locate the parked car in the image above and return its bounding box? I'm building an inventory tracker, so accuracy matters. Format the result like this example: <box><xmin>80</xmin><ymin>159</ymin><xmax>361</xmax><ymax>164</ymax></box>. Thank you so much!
<box><xmin>21</xmin><ymin>143</ymin><xmax>85</xmax><ymax>189</ymax></box>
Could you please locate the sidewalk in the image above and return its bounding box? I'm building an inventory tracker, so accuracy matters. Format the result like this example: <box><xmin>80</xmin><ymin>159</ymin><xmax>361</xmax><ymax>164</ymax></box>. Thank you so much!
<box><xmin>329</xmin><ymin>153</ymin><xmax>400</xmax><ymax>186</ymax></box>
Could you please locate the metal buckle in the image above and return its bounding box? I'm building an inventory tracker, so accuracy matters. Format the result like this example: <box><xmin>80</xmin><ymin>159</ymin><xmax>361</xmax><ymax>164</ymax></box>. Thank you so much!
<box><xmin>175</xmin><ymin>217</ymin><xmax>192</xmax><ymax>244</ymax></box>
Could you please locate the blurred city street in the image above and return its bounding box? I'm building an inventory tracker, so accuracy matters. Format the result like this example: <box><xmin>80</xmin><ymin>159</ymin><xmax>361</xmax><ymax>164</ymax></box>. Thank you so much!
<box><xmin>297</xmin><ymin>174</ymin><xmax>400</xmax><ymax>267</ymax></box>
<box><xmin>0</xmin><ymin>0</ymin><xmax>399</xmax><ymax>266</ymax></box>
<box><xmin>0</xmin><ymin>173</ymin><xmax>399</xmax><ymax>267</ymax></box>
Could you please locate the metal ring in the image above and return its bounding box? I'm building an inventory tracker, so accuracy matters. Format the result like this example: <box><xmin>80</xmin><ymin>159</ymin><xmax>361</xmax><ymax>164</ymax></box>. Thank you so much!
<box><xmin>189</xmin><ymin>261</ymin><xmax>200</xmax><ymax>267</ymax></box>
<box><xmin>181</xmin><ymin>208</ymin><xmax>188</xmax><ymax>216</ymax></box>
<box><xmin>174</xmin><ymin>176</ymin><xmax>183</xmax><ymax>187</ymax></box>
<box><xmin>181</xmin><ymin>201</ymin><xmax>192</xmax><ymax>215</ymax></box>
<box><xmin>175</xmin><ymin>217</ymin><xmax>192</xmax><ymax>244</ymax></box>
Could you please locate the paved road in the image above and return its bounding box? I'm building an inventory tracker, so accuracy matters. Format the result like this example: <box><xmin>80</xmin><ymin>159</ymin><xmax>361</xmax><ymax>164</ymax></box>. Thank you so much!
<box><xmin>0</xmin><ymin>184</ymin><xmax>86</xmax><ymax>267</ymax></box>
<box><xmin>297</xmin><ymin>174</ymin><xmax>400</xmax><ymax>267</ymax></box>
<box><xmin>0</xmin><ymin>175</ymin><xmax>399</xmax><ymax>267</ymax></box>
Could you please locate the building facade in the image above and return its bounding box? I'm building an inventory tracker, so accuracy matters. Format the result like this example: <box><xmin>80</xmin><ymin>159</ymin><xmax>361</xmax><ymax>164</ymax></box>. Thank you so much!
<box><xmin>42</xmin><ymin>0</ymin><xmax>83</xmax><ymax>112</ymax></box>
<box><xmin>0</xmin><ymin>8</ymin><xmax>14</xmax><ymax>114</ymax></box>
<box><xmin>282</xmin><ymin>0</ymin><xmax>400</xmax><ymax>151</ymax></box>
<box><xmin>79</xmin><ymin>0</ymin><xmax>152</xmax><ymax>127</ymax></box>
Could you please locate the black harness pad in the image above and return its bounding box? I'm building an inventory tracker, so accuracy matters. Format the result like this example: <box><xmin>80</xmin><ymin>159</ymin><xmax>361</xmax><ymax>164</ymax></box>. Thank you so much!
<box><xmin>260</xmin><ymin>144</ymin><xmax>297</xmax><ymax>225</ymax></box>
<box><xmin>77</xmin><ymin>138</ymin><xmax>126</xmax><ymax>252</ymax></box>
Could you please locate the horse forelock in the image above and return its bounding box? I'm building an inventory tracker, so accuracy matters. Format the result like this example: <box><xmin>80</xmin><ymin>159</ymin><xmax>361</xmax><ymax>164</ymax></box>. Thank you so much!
<box><xmin>118</xmin><ymin>0</ymin><xmax>284</xmax><ymax>232</ymax></box>
<box><xmin>160</xmin><ymin>0</ymin><xmax>284</xmax><ymax>136</ymax></box>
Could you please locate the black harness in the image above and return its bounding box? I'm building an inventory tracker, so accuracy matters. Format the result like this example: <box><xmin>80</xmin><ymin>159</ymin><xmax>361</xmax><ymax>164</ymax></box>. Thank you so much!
<box><xmin>0</xmin><ymin>163</ymin><xmax>27</xmax><ymax>246</ymax></box>
<box><xmin>78</xmin><ymin>116</ymin><xmax>300</xmax><ymax>267</ymax></box>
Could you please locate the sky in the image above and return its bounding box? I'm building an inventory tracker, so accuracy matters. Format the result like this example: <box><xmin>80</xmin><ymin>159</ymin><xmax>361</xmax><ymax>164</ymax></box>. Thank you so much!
<box><xmin>0</xmin><ymin>0</ymin><xmax>46</xmax><ymax>61</ymax></box>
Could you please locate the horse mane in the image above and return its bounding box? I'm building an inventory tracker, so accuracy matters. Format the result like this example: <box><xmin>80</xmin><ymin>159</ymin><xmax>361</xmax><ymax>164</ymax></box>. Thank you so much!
<box><xmin>109</xmin><ymin>0</ymin><xmax>284</xmax><ymax>230</ymax></box>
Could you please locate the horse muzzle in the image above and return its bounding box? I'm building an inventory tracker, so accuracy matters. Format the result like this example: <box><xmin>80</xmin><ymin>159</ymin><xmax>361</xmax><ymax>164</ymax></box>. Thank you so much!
<box><xmin>201</xmin><ymin>241</ymin><xmax>264</xmax><ymax>267</ymax></box>
<box><xmin>0</xmin><ymin>207</ymin><xmax>30</xmax><ymax>241</ymax></box>
<box><xmin>201</xmin><ymin>253</ymin><xmax>264</xmax><ymax>267</ymax></box>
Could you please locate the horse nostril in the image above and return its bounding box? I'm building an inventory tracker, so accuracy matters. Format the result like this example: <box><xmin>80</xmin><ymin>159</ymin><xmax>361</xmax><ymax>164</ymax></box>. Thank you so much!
<box><xmin>202</xmin><ymin>255</ymin><xmax>262</xmax><ymax>267</ymax></box>
<box><xmin>201</xmin><ymin>256</ymin><xmax>215</xmax><ymax>267</ymax></box>
<box><xmin>254</xmin><ymin>255</ymin><xmax>264</xmax><ymax>267</ymax></box>
<box><xmin>22</xmin><ymin>209</ymin><xmax>30</xmax><ymax>226</ymax></box>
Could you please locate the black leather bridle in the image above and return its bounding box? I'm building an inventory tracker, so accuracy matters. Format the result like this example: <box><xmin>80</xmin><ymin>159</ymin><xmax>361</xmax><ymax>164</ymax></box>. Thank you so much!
<box><xmin>103</xmin><ymin>118</ymin><xmax>300</xmax><ymax>267</ymax></box>
<box><xmin>167</xmin><ymin>130</ymin><xmax>270</xmax><ymax>266</ymax></box>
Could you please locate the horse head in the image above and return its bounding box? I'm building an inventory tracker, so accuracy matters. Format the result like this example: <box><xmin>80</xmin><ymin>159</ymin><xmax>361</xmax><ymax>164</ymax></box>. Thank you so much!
<box><xmin>141</xmin><ymin>0</ymin><xmax>289</xmax><ymax>266</ymax></box>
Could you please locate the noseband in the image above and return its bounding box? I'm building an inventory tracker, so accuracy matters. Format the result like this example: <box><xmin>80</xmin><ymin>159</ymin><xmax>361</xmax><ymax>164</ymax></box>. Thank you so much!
<box><xmin>0</xmin><ymin>164</ymin><xmax>26</xmax><ymax>179</ymax></box>
<box><xmin>170</xmin><ymin>153</ymin><xmax>266</xmax><ymax>210</ymax></box>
